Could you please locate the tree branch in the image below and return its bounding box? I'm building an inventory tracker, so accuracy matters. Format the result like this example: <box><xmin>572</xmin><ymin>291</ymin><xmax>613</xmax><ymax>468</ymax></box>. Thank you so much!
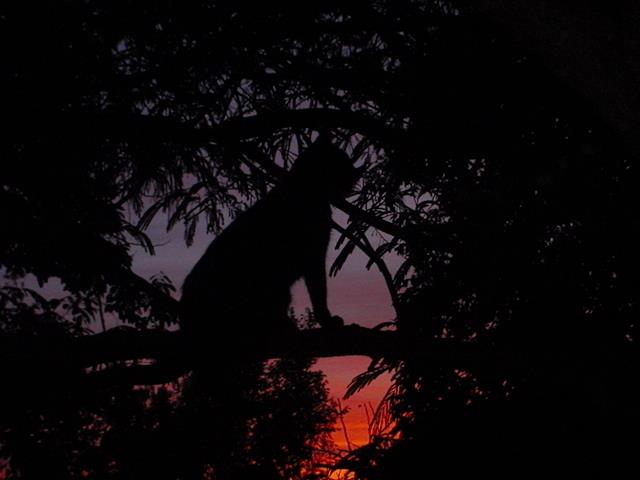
<box><xmin>0</xmin><ymin>325</ymin><xmax>500</xmax><ymax>392</ymax></box>
<box><xmin>96</xmin><ymin>108</ymin><xmax>407</xmax><ymax>147</ymax></box>
<box><xmin>333</xmin><ymin>199</ymin><xmax>406</xmax><ymax>239</ymax></box>
<box><xmin>331</xmin><ymin>221</ymin><xmax>402</xmax><ymax>316</ymax></box>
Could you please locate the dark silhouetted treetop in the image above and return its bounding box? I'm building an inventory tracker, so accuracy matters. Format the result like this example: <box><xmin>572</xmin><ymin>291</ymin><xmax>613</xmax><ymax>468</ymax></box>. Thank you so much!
<box><xmin>2</xmin><ymin>1</ymin><xmax>640</xmax><ymax>478</ymax></box>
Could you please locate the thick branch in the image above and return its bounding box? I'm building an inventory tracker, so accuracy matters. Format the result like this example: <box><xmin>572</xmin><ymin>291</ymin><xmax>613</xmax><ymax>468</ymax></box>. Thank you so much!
<box><xmin>8</xmin><ymin>323</ymin><xmax>635</xmax><ymax>403</ymax></box>
<box><xmin>97</xmin><ymin>108</ymin><xmax>406</xmax><ymax>147</ymax></box>
<box><xmin>73</xmin><ymin>325</ymin><xmax>401</xmax><ymax>369</ymax></box>
<box><xmin>0</xmin><ymin>325</ymin><xmax>495</xmax><ymax>391</ymax></box>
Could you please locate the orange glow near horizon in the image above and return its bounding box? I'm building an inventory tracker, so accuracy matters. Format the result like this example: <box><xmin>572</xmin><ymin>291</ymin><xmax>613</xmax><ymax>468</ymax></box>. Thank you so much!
<box><xmin>314</xmin><ymin>356</ymin><xmax>392</xmax><ymax>450</ymax></box>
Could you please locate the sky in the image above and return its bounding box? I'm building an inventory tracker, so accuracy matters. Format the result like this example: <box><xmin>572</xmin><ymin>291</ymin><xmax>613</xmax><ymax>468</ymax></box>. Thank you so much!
<box><xmin>132</xmin><ymin>208</ymin><xmax>397</xmax><ymax>448</ymax></box>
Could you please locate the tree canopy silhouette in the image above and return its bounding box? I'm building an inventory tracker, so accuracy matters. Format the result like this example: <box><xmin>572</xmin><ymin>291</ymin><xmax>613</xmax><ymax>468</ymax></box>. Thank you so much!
<box><xmin>2</xmin><ymin>1</ymin><xmax>640</xmax><ymax>478</ymax></box>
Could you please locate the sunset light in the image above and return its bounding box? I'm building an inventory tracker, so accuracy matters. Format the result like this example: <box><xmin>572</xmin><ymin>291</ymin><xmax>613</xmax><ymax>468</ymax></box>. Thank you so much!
<box><xmin>2</xmin><ymin>2</ymin><xmax>639</xmax><ymax>478</ymax></box>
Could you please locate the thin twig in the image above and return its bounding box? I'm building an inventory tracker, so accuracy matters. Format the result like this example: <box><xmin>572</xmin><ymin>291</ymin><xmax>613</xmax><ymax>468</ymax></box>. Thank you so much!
<box><xmin>336</xmin><ymin>398</ymin><xmax>353</xmax><ymax>452</ymax></box>
<box><xmin>331</xmin><ymin>220</ymin><xmax>401</xmax><ymax>319</ymax></box>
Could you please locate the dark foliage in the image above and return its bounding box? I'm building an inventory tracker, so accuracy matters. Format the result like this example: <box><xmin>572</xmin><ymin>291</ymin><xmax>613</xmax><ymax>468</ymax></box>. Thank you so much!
<box><xmin>2</xmin><ymin>0</ymin><xmax>640</xmax><ymax>478</ymax></box>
